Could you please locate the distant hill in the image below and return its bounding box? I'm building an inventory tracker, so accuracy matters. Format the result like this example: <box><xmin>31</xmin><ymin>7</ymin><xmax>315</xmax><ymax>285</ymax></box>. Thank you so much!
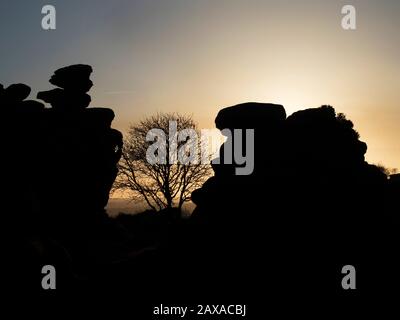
<box><xmin>106</xmin><ymin>198</ymin><xmax>196</xmax><ymax>217</ymax></box>
<box><xmin>106</xmin><ymin>198</ymin><xmax>145</xmax><ymax>217</ymax></box>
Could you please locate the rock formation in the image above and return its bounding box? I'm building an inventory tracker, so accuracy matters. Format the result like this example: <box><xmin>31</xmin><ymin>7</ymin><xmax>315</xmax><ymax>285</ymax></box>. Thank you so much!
<box><xmin>190</xmin><ymin>102</ymin><xmax>398</xmax><ymax>297</ymax></box>
<box><xmin>37</xmin><ymin>64</ymin><xmax>93</xmax><ymax>110</ymax></box>
<box><xmin>3</xmin><ymin>65</ymin><xmax>124</xmax><ymax>290</ymax></box>
<box><xmin>2</xmin><ymin>72</ymin><xmax>398</xmax><ymax>302</ymax></box>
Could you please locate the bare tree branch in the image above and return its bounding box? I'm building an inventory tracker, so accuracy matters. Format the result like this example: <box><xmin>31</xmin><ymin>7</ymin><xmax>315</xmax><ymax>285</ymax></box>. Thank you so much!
<box><xmin>113</xmin><ymin>112</ymin><xmax>212</xmax><ymax>212</ymax></box>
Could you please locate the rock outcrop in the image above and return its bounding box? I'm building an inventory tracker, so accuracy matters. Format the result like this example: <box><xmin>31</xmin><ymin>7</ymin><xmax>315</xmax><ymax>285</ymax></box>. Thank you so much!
<box><xmin>190</xmin><ymin>102</ymin><xmax>398</xmax><ymax>297</ymax></box>
<box><xmin>37</xmin><ymin>64</ymin><xmax>93</xmax><ymax>110</ymax></box>
<box><xmin>3</xmin><ymin>65</ymin><xmax>124</xmax><ymax>290</ymax></box>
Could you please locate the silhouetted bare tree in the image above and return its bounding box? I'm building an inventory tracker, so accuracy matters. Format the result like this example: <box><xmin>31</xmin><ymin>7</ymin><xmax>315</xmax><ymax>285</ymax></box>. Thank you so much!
<box><xmin>114</xmin><ymin>113</ymin><xmax>211</xmax><ymax>211</ymax></box>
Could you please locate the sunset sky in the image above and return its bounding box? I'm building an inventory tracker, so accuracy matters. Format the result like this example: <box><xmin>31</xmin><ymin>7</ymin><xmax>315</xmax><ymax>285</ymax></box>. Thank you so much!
<box><xmin>1</xmin><ymin>0</ymin><xmax>399</xmax><ymax>170</ymax></box>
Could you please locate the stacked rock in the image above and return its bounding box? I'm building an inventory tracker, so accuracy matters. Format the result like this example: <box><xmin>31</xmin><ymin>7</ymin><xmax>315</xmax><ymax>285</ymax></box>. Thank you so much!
<box><xmin>189</xmin><ymin>102</ymin><xmax>396</xmax><ymax>297</ymax></box>
<box><xmin>32</xmin><ymin>65</ymin><xmax>123</xmax><ymax>221</ymax></box>
<box><xmin>2</xmin><ymin>83</ymin><xmax>44</xmax><ymax>219</ymax></box>
<box><xmin>192</xmin><ymin>103</ymin><xmax>386</xmax><ymax>222</ymax></box>
<box><xmin>213</xmin><ymin>102</ymin><xmax>286</xmax><ymax>177</ymax></box>
<box><xmin>191</xmin><ymin>102</ymin><xmax>287</xmax><ymax>217</ymax></box>
<box><xmin>4</xmin><ymin>64</ymin><xmax>124</xmax><ymax>247</ymax></box>
<box><xmin>1</xmin><ymin>83</ymin><xmax>30</xmax><ymax>104</ymax></box>
<box><xmin>4</xmin><ymin>65</ymin><xmax>128</xmax><ymax>291</ymax></box>
<box><xmin>0</xmin><ymin>83</ymin><xmax>44</xmax><ymax>110</ymax></box>
<box><xmin>37</xmin><ymin>64</ymin><xmax>93</xmax><ymax>110</ymax></box>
